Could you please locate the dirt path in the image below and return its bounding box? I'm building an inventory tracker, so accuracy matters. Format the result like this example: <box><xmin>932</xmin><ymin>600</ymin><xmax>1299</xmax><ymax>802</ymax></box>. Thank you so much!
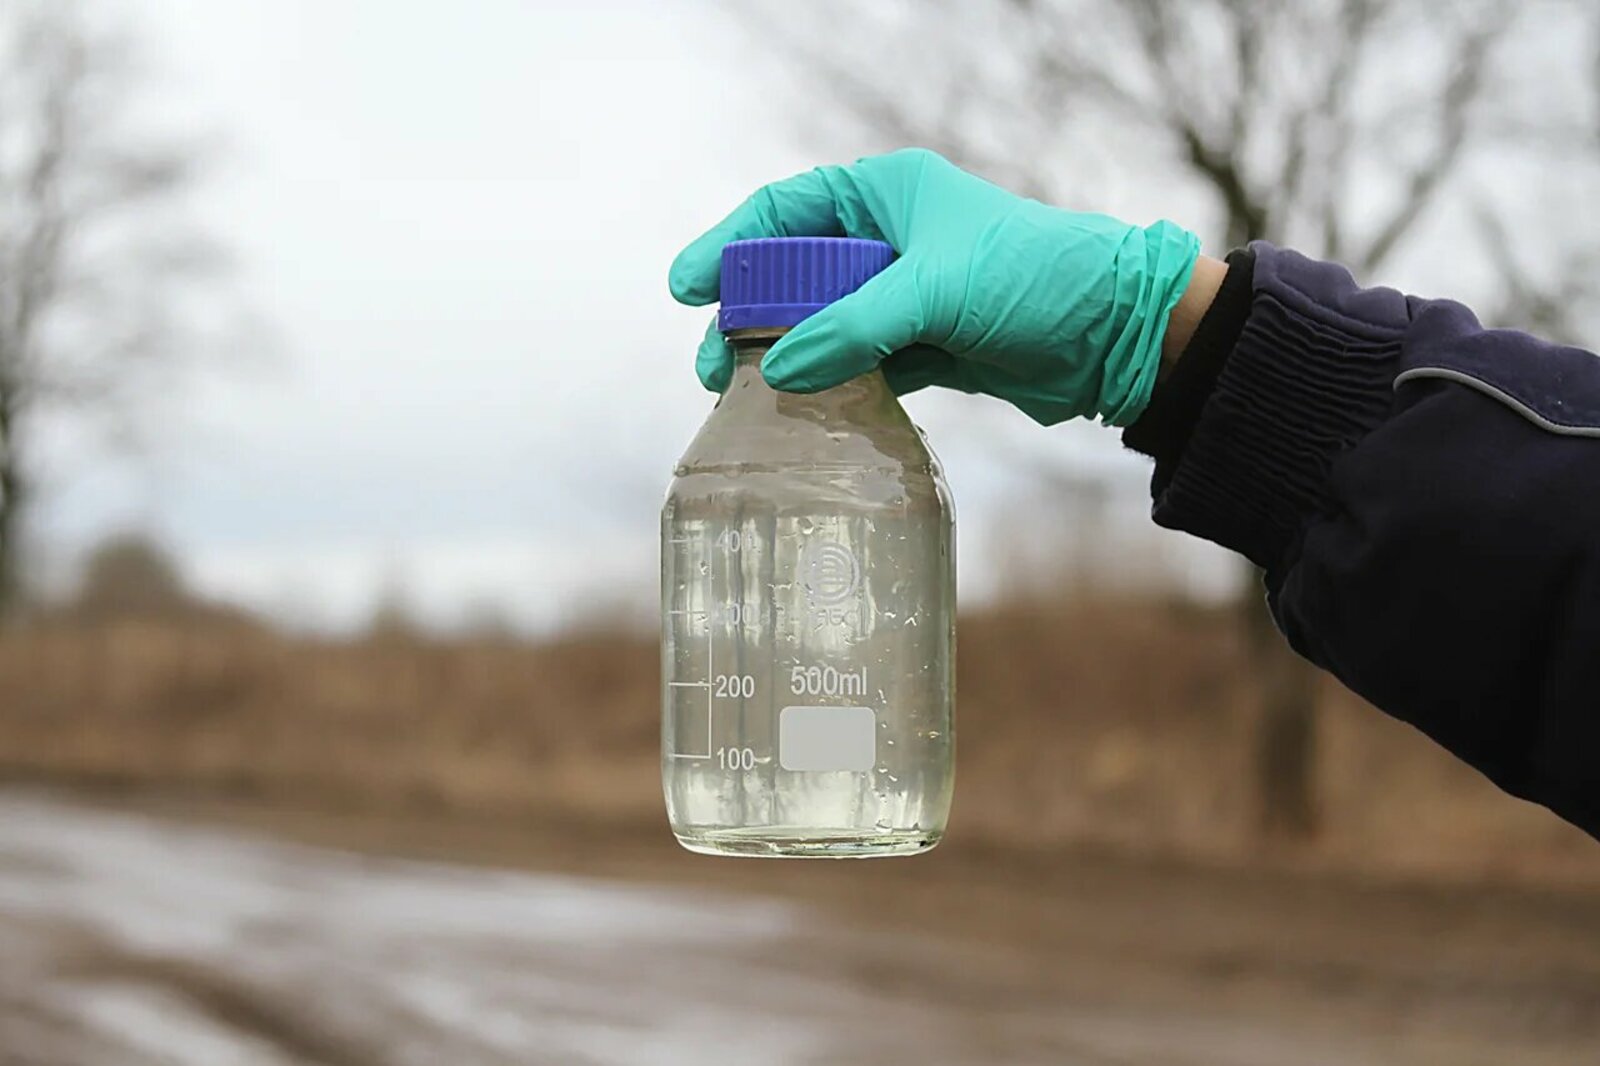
<box><xmin>2</xmin><ymin>790</ymin><xmax>1598</xmax><ymax>1065</ymax></box>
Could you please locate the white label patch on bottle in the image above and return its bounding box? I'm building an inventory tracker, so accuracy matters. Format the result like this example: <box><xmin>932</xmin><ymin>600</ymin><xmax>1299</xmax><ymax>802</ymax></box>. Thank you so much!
<box><xmin>779</xmin><ymin>705</ymin><xmax>876</xmax><ymax>772</ymax></box>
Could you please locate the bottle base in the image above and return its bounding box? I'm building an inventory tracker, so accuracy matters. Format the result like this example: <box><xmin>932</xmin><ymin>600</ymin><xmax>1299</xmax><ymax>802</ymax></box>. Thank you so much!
<box><xmin>672</xmin><ymin>825</ymin><xmax>941</xmax><ymax>859</ymax></box>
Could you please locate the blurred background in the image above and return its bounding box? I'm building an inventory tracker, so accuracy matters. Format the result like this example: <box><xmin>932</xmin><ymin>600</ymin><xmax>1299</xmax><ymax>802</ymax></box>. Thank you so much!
<box><xmin>2</xmin><ymin>1</ymin><xmax>1599</xmax><ymax>1063</ymax></box>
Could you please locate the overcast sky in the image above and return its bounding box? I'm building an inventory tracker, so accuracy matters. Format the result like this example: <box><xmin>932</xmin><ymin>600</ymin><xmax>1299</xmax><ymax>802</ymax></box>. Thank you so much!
<box><xmin>32</xmin><ymin>0</ymin><xmax>1231</xmax><ymax>632</ymax></box>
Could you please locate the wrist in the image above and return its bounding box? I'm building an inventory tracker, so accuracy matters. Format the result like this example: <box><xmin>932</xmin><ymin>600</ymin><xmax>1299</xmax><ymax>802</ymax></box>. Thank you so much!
<box><xmin>1160</xmin><ymin>254</ymin><xmax>1229</xmax><ymax>377</ymax></box>
<box><xmin>1123</xmin><ymin>247</ymin><xmax>1257</xmax><ymax>482</ymax></box>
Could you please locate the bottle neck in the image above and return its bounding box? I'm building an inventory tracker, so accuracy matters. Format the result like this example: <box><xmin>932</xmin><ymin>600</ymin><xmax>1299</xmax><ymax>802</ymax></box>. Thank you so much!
<box><xmin>723</xmin><ymin>328</ymin><xmax>891</xmax><ymax>411</ymax></box>
<box><xmin>679</xmin><ymin>328</ymin><xmax>927</xmax><ymax>471</ymax></box>
<box><xmin>727</xmin><ymin>328</ymin><xmax>786</xmax><ymax>383</ymax></box>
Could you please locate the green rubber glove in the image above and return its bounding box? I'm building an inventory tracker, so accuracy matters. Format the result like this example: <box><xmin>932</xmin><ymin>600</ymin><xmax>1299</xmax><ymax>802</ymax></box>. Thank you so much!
<box><xmin>668</xmin><ymin>148</ymin><xmax>1201</xmax><ymax>426</ymax></box>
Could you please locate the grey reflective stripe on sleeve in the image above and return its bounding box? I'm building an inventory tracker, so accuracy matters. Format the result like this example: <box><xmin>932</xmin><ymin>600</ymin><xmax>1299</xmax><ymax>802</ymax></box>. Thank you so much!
<box><xmin>1394</xmin><ymin>367</ymin><xmax>1600</xmax><ymax>439</ymax></box>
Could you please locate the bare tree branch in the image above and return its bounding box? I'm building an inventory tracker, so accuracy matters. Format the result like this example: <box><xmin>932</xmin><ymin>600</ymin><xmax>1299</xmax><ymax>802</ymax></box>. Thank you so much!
<box><xmin>0</xmin><ymin>1</ymin><xmax>226</xmax><ymax>613</ymax></box>
<box><xmin>1472</xmin><ymin>199</ymin><xmax>1600</xmax><ymax>343</ymax></box>
<box><xmin>749</xmin><ymin>0</ymin><xmax>1600</xmax><ymax>842</ymax></box>
<box><xmin>1221</xmin><ymin>0</ymin><xmax>1265</xmax><ymax>151</ymax></box>
<box><xmin>1354</xmin><ymin>2</ymin><xmax>1514</xmax><ymax>273</ymax></box>
<box><xmin>1272</xmin><ymin>0</ymin><xmax>1384</xmax><ymax>259</ymax></box>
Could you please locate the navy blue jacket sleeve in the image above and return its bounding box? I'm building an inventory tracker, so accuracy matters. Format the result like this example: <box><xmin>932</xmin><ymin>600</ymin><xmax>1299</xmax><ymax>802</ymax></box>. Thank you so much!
<box><xmin>1124</xmin><ymin>242</ymin><xmax>1600</xmax><ymax>839</ymax></box>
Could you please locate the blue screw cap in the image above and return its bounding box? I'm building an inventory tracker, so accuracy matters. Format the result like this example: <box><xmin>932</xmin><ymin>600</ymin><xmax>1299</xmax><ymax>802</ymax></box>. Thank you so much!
<box><xmin>717</xmin><ymin>237</ymin><xmax>896</xmax><ymax>332</ymax></box>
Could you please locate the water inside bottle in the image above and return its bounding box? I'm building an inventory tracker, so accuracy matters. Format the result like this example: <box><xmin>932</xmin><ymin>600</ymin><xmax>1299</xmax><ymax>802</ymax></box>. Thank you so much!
<box><xmin>662</xmin><ymin>343</ymin><xmax>955</xmax><ymax>858</ymax></box>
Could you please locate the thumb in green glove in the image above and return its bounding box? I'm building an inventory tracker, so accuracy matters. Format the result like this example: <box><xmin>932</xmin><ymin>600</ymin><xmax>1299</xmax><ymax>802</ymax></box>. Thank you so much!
<box><xmin>667</xmin><ymin>148</ymin><xmax>1200</xmax><ymax>427</ymax></box>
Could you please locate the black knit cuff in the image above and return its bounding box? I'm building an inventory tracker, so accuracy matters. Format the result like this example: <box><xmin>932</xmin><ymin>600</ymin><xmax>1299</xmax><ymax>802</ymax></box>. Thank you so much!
<box><xmin>1146</xmin><ymin>245</ymin><xmax>1407</xmax><ymax>577</ymax></box>
<box><xmin>1124</xmin><ymin>248</ymin><xmax>1255</xmax><ymax>493</ymax></box>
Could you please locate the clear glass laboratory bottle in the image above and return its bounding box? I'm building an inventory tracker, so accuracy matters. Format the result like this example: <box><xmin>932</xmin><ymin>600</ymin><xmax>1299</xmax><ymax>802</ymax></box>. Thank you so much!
<box><xmin>662</xmin><ymin>237</ymin><xmax>955</xmax><ymax>858</ymax></box>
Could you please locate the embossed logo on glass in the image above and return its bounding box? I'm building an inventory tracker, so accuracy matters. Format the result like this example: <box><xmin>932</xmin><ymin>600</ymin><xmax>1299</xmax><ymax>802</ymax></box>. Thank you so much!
<box><xmin>803</xmin><ymin>540</ymin><xmax>859</xmax><ymax>607</ymax></box>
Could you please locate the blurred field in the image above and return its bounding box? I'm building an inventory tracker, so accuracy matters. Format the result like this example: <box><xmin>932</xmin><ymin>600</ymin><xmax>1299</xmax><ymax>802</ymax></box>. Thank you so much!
<box><xmin>6</xmin><ymin>791</ymin><xmax>1599</xmax><ymax>1066</ymax></box>
<box><xmin>4</xmin><ymin>601</ymin><xmax>1600</xmax><ymax>1063</ymax></box>
<box><xmin>2</xmin><ymin>599</ymin><xmax>1594</xmax><ymax>888</ymax></box>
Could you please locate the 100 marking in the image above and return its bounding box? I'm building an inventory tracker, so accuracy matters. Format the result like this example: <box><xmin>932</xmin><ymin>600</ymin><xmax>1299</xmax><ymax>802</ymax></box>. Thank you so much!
<box><xmin>717</xmin><ymin>746</ymin><xmax>757</xmax><ymax>771</ymax></box>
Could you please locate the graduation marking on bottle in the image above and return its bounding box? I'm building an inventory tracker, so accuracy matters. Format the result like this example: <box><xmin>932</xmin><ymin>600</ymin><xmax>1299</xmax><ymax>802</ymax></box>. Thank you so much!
<box><xmin>666</xmin><ymin>525</ymin><xmax>753</xmax><ymax>762</ymax></box>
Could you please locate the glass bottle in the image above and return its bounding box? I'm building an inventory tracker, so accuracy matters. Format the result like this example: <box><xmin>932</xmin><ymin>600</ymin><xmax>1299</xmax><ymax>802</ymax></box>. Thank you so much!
<box><xmin>662</xmin><ymin>237</ymin><xmax>955</xmax><ymax>858</ymax></box>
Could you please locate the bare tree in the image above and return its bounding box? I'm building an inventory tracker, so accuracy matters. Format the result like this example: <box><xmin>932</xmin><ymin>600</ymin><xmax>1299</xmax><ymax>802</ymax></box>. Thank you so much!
<box><xmin>0</xmin><ymin>1</ymin><xmax>223</xmax><ymax>616</ymax></box>
<box><xmin>752</xmin><ymin>0</ymin><xmax>1600</xmax><ymax>837</ymax></box>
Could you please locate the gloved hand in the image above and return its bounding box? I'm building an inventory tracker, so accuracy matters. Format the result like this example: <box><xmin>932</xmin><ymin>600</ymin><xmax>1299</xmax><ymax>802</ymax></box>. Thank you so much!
<box><xmin>668</xmin><ymin>148</ymin><xmax>1201</xmax><ymax>426</ymax></box>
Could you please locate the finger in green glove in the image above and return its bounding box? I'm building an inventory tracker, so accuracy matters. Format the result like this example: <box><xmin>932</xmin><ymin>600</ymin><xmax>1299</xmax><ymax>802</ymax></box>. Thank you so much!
<box><xmin>668</xmin><ymin>148</ymin><xmax>1200</xmax><ymax>427</ymax></box>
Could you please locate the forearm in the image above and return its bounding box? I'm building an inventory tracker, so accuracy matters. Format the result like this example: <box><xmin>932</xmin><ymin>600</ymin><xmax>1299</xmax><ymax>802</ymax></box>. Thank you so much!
<box><xmin>1127</xmin><ymin>244</ymin><xmax>1600</xmax><ymax>838</ymax></box>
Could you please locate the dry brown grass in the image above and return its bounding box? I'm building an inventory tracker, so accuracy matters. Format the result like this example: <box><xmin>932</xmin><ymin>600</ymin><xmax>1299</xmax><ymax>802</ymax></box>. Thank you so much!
<box><xmin>0</xmin><ymin>601</ymin><xmax>1594</xmax><ymax>887</ymax></box>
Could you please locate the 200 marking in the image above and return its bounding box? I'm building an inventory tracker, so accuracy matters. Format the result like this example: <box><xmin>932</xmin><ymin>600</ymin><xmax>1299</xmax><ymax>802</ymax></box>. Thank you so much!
<box><xmin>714</xmin><ymin>674</ymin><xmax>755</xmax><ymax>698</ymax></box>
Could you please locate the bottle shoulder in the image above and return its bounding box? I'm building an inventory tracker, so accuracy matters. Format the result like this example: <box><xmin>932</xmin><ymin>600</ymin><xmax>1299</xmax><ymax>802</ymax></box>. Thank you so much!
<box><xmin>671</xmin><ymin>434</ymin><xmax>947</xmax><ymax>486</ymax></box>
<box><xmin>676</xmin><ymin>400</ymin><xmax>940</xmax><ymax>468</ymax></box>
<box><xmin>667</xmin><ymin>369</ymin><xmax>952</xmax><ymax>512</ymax></box>
<box><xmin>665</xmin><ymin>459</ymin><xmax>951</xmax><ymax>517</ymax></box>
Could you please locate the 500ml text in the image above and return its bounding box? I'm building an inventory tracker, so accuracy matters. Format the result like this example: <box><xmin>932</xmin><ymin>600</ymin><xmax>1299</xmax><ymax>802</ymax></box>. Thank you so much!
<box><xmin>790</xmin><ymin>664</ymin><xmax>867</xmax><ymax>698</ymax></box>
